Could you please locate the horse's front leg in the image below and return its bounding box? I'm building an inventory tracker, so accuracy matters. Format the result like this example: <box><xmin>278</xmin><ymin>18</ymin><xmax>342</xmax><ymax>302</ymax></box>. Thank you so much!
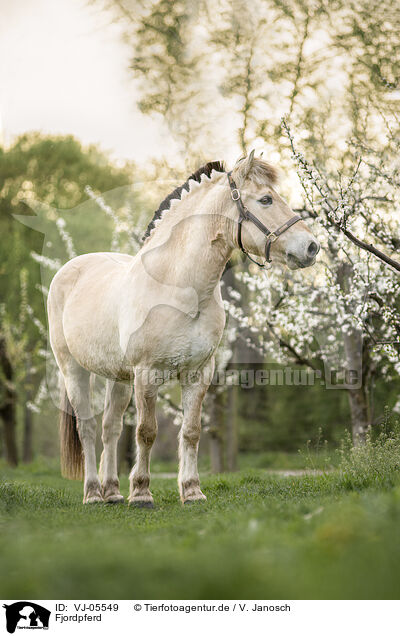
<box><xmin>179</xmin><ymin>358</ymin><xmax>214</xmax><ymax>504</ymax></box>
<box><xmin>128</xmin><ymin>371</ymin><xmax>158</xmax><ymax>508</ymax></box>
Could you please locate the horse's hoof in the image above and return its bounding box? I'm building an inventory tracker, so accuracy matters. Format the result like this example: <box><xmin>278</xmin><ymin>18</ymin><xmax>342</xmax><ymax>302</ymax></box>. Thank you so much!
<box><xmin>105</xmin><ymin>494</ymin><xmax>125</xmax><ymax>504</ymax></box>
<box><xmin>129</xmin><ymin>500</ymin><xmax>155</xmax><ymax>509</ymax></box>
<box><xmin>183</xmin><ymin>498</ymin><xmax>206</xmax><ymax>506</ymax></box>
<box><xmin>84</xmin><ymin>495</ymin><xmax>103</xmax><ymax>504</ymax></box>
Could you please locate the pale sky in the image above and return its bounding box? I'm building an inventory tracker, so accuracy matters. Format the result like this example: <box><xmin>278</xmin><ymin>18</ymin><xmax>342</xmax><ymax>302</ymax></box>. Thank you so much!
<box><xmin>0</xmin><ymin>0</ymin><xmax>178</xmax><ymax>162</ymax></box>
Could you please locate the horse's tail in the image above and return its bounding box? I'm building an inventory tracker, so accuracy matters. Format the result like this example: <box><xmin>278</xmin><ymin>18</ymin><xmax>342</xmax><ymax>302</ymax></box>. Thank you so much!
<box><xmin>59</xmin><ymin>383</ymin><xmax>83</xmax><ymax>480</ymax></box>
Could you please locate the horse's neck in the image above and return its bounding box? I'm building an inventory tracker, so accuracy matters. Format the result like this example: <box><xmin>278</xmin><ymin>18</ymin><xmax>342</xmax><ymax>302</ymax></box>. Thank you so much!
<box><xmin>139</xmin><ymin>178</ymin><xmax>234</xmax><ymax>304</ymax></box>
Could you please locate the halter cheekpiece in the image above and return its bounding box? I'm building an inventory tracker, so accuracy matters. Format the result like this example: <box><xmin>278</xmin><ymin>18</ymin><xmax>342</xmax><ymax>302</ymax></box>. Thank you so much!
<box><xmin>227</xmin><ymin>171</ymin><xmax>301</xmax><ymax>267</ymax></box>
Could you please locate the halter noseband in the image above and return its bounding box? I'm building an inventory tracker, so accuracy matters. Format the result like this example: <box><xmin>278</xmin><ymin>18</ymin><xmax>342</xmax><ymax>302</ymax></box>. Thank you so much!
<box><xmin>227</xmin><ymin>171</ymin><xmax>301</xmax><ymax>267</ymax></box>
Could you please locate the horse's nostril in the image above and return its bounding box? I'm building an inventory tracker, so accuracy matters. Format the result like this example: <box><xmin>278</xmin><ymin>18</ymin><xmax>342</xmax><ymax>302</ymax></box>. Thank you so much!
<box><xmin>307</xmin><ymin>241</ymin><xmax>319</xmax><ymax>258</ymax></box>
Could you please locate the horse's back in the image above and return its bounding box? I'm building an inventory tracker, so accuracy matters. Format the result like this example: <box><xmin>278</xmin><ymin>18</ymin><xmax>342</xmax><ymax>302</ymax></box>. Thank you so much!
<box><xmin>48</xmin><ymin>252</ymin><xmax>133</xmax><ymax>318</ymax></box>
<box><xmin>49</xmin><ymin>251</ymin><xmax>132</xmax><ymax>297</ymax></box>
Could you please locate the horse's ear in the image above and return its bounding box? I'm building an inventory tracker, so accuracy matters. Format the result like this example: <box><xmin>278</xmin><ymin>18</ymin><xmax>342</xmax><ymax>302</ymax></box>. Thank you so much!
<box><xmin>234</xmin><ymin>153</ymin><xmax>246</xmax><ymax>164</ymax></box>
<box><xmin>234</xmin><ymin>149</ymin><xmax>255</xmax><ymax>182</ymax></box>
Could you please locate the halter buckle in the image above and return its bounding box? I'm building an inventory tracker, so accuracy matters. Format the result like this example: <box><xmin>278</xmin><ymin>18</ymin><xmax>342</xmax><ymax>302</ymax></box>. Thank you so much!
<box><xmin>231</xmin><ymin>188</ymin><xmax>241</xmax><ymax>201</ymax></box>
<box><xmin>269</xmin><ymin>232</ymin><xmax>278</xmax><ymax>243</ymax></box>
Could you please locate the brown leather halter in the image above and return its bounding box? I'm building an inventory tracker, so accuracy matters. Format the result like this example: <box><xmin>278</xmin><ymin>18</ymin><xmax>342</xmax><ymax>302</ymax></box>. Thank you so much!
<box><xmin>227</xmin><ymin>171</ymin><xmax>302</xmax><ymax>267</ymax></box>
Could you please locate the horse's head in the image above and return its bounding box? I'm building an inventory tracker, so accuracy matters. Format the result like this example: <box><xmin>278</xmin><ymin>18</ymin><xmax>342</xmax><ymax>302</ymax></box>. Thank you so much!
<box><xmin>229</xmin><ymin>151</ymin><xmax>319</xmax><ymax>269</ymax></box>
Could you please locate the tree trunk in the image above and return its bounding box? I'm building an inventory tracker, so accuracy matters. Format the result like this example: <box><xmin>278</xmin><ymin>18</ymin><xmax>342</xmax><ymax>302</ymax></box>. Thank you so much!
<box><xmin>2</xmin><ymin>412</ymin><xmax>18</xmax><ymax>466</ymax></box>
<box><xmin>23</xmin><ymin>402</ymin><xmax>33</xmax><ymax>463</ymax></box>
<box><xmin>346</xmin><ymin>386</ymin><xmax>370</xmax><ymax>445</ymax></box>
<box><xmin>23</xmin><ymin>358</ymin><xmax>33</xmax><ymax>463</ymax></box>
<box><xmin>209</xmin><ymin>431</ymin><xmax>224</xmax><ymax>473</ymax></box>
<box><xmin>337</xmin><ymin>262</ymin><xmax>372</xmax><ymax>445</ymax></box>
<box><xmin>343</xmin><ymin>329</ymin><xmax>372</xmax><ymax>445</ymax></box>
<box><xmin>0</xmin><ymin>337</ymin><xmax>18</xmax><ymax>466</ymax></box>
<box><xmin>118</xmin><ymin>423</ymin><xmax>135</xmax><ymax>473</ymax></box>
<box><xmin>208</xmin><ymin>391</ymin><xmax>225</xmax><ymax>473</ymax></box>
<box><xmin>226</xmin><ymin>384</ymin><xmax>238</xmax><ymax>471</ymax></box>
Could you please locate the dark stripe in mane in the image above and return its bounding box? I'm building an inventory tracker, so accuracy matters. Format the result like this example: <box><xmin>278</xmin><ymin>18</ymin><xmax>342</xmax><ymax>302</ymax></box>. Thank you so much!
<box><xmin>142</xmin><ymin>160</ymin><xmax>225</xmax><ymax>240</ymax></box>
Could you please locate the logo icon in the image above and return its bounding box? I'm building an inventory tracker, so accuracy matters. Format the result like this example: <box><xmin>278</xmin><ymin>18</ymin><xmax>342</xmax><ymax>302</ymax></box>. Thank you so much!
<box><xmin>3</xmin><ymin>602</ymin><xmax>50</xmax><ymax>633</ymax></box>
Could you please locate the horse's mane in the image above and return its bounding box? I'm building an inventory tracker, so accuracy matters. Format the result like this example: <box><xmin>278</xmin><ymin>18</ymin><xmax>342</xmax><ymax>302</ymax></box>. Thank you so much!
<box><xmin>142</xmin><ymin>160</ymin><xmax>225</xmax><ymax>240</ymax></box>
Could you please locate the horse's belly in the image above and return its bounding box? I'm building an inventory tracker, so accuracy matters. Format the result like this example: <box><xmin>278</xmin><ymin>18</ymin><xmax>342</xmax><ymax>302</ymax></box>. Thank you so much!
<box><xmin>66</xmin><ymin>328</ymin><xmax>128</xmax><ymax>379</ymax></box>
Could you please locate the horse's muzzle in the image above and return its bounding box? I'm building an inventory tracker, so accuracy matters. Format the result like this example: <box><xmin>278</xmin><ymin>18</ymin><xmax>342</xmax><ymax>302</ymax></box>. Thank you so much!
<box><xmin>286</xmin><ymin>236</ymin><xmax>320</xmax><ymax>269</ymax></box>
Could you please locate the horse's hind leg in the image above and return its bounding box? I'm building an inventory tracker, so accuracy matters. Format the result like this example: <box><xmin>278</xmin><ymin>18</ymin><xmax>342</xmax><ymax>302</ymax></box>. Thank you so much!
<box><xmin>63</xmin><ymin>364</ymin><xmax>102</xmax><ymax>503</ymax></box>
<box><xmin>128</xmin><ymin>371</ymin><xmax>158</xmax><ymax>508</ymax></box>
<box><xmin>100</xmin><ymin>380</ymin><xmax>133</xmax><ymax>503</ymax></box>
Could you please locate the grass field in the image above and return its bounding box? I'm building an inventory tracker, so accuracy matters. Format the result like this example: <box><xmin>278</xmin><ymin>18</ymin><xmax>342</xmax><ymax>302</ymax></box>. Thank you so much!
<box><xmin>1</xmin><ymin>437</ymin><xmax>400</xmax><ymax>600</ymax></box>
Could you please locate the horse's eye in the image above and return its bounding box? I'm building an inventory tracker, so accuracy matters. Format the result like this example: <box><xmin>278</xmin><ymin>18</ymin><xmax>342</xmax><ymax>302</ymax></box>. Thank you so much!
<box><xmin>258</xmin><ymin>195</ymin><xmax>273</xmax><ymax>206</ymax></box>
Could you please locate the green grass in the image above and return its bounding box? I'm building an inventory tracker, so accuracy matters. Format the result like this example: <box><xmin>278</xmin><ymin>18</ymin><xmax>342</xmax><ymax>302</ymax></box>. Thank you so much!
<box><xmin>1</xmin><ymin>437</ymin><xmax>400</xmax><ymax>600</ymax></box>
<box><xmin>237</xmin><ymin>448</ymin><xmax>339</xmax><ymax>471</ymax></box>
<box><xmin>182</xmin><ymin>447</ymin><xmax>339</xmax><ymax>474</ymax></box>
